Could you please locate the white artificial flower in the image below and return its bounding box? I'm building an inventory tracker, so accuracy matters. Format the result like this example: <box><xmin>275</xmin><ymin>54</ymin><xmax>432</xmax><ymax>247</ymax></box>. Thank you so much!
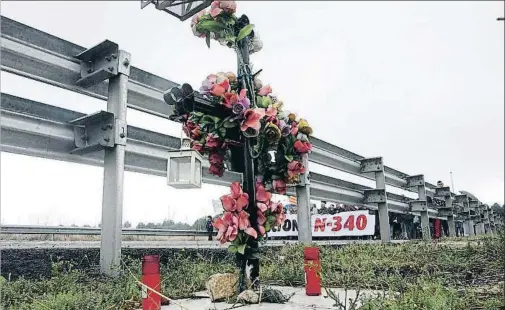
<box><xmin>248</xmin><ymin>33</ymin><xmax>263</xmax><ymax>54</ymax></box>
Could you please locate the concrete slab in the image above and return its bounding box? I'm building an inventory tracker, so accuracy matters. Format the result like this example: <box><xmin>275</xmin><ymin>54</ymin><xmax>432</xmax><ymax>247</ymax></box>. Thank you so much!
<box><xmin>161</xmin><ymin>286</ymin><xmax>379</xmax><ymax>310</ymax></box>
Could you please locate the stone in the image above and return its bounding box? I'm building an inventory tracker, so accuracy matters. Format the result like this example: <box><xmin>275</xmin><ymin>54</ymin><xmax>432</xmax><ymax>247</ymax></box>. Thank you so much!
<box><xmin>205</xmin><ymin>273</ymin><xmax>238</xmax><ymax>301</ymax></box>
<box><xmin>238</xmin><ymin>290</ymin><xmax>260</xmax><ymax>304</ymax></box>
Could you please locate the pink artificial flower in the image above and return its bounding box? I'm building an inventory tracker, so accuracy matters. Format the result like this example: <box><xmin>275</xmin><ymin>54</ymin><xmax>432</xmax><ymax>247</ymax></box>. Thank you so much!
<box><xmin>256</xmin><ymin>183</ymin><xmax>272</xmax><ymax>202</ymax></box>
<box><xmin>220</xmin><ymin>194</ymin><xmax>236</xmax><ymax>212</ymax></box>
<box><xmin>293</xmin><ymin>140</ymin><xmax>312</xmax><ymax>154</ymax></box>
<box><xmin>270</xmin><ymin>201</ymin><xmax>283</xmax><ymax>213</ymax></box>
<box><xmin>258</xmin><ymin>225</ymin><xmax>266</xmax><ymax>236</ymax></box>
<box><xmin>245</xmin><ymin>227</ymin><xmax>258</xmax><ymax>239</ymax></box>
<box><xmin>258</xmin><ymin>85</ymin><xmax>272</xmax><ymax>96</ymax></box>
<box><xmin>272</xmin><ymin>179</ymin><xmax>287</xmax><ymax>195</ymax></box>
<box><xmin>230</xmin><ymin>182</ymin><xmax>242</xmax><ymax>199</ymax></box>
<box><xmin>276</xmin><ymin>212</ymin><xmax>286</xmax><ymax>225</ymax></box>
<box><xmin>237</xmin><ymin>89</ymin><xmax>250</xmax><ymax>109</ymax></box>
<box><xmin>210</xmin><ymin>7</ymin><xmax>223</xmax><ymax>17</ymax></box>
<box><xmin>257</xmin><ymin>202</ymin><xmax>268</xmax><ymax>213</ymax></box>
<box><xmin>222</xmin><ymin>92</ymin><xmax>238</xmax><ymax>108</ymax></box>
<box><xmin>219</xmin><ymin>0</ymin><xmax>237</xmax><ymax>13</ymax></box>
<box><xmin>211</xmin><ymin>79</ymin><xmax>230</xmax><ymax>97</ymax></box>
<box><xmin>266</xmin><ymin>105</ymin><xmax>277</xmax><ymax>117</ymax></box>
<box><xmin>288</xmin><ymin>160</ymin><xmax>306</xmax><ymax>177</ymax></box>
<box><xmin>236</xmin><ymin>193</ymin><xmax>249</xmax><ymax>212</ymax></box>
<box><xmin>290</xmin><ymin>121</ymin><xmax>299</xmax><ymax>135</ymax></box>
<box><xmin>191</xmin><ymin>10</ymin><xmax>205</xmax><ymax>25</ymax></box>
<box><xmin>214</xmin><ymin>212</ymin><xmax>238</xmax><ymax>244</ymax></box>
<box><xmin>238</xmin><ymin>210</ymin><xmax>250</xmax><ymax>230</ymax></box>
<box><xmin>257</xmin><ymin>210</ymin><xmax>267</xmax><ymax>225</ymax></box>
<box><xmin>240</xmin><ymin>108</ymin><xmax>266</xmax><ymax>137</ymax></box>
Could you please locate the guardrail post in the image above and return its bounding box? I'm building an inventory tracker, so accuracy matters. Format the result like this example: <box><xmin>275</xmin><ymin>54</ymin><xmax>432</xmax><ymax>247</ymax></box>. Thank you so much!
<box><xmin>296</xmin><ymin>154</ymin><xmax>312</xmax><ymax>243</ymax></box>
<box><xmin>446</xmin><ymin>197</ymin><xmax>456</xmax><ymax>237</ymax></box>
<box><xmin>71</xmin><ymin>41</ymin><xmax>131</xmax><ymax>277</ymax></box>
<box><xmin>100</xmin><ymin>68</ymin><xmax>129</xmax><ymax>276</ymax></box>
<box><xmin>406</xmin><ymin>175</ymin><xmax>430</xmax><ymax>240</ymax></box>
<box><xmin>361</xmin><ymin>157</ymin><xmax>389</xmax><ymax>242</ymax></box>
<box><xmin>482</xmin><ymin>206</ymin><xmax>490</xmax><ymax>234</ymax></box>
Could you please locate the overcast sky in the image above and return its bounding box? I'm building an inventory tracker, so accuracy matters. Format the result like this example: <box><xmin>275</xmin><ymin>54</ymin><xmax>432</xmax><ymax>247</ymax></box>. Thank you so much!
<box><xmin>1</xmin><ymin>1</ymin><xmax>503</xmax><ymax>227</ymax></box>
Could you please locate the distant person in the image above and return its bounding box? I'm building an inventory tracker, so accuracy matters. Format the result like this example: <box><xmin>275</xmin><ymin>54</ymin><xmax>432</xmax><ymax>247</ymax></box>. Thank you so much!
<box><xmin>206</xmin><ymin>216</ymin><xmax>213</xmax><ymax>241</ymax></box>
<box><xmin>437</xmin><ymin>181</ymin><xmax>444</xmax><ymax>188</ymax></box>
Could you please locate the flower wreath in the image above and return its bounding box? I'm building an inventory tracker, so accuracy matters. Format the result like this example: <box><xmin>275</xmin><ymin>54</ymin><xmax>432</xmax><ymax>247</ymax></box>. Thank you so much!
<box><xmin>184</xmin><ymin>1</ymin><xmax>313</xmax><ymax>254</ymax></box>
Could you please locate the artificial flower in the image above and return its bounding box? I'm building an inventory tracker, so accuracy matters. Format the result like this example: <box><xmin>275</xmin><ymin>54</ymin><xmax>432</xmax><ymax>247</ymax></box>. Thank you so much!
<box><xmin>254</xmin><ymin>78</ymin><xmax>263</xmax><ymax>90</ymax></box>
<box><xmin>240</xmin><ymin>108</ymin><xmax>266</xmax><ymax>137</ymax></box>
<box><xmin>290</xmin><ymin>121</ymin><xmax>299</xmax><ymax>135</ymax></box>
<box><xmin>221</xmin><ymin>194</ymin><xmax>236</xmax><ymax>212</ymax></box>
<box><xmin>272</xmin><ymin>179</ymin><xmax>287</xmax><ymax>194</ymax></box>
<box><xmin>257</xmin><ymin>210</ymin><xmax>267</xmax><ymax>225</ymax></box>
<box><xmin>266</xmin><ymin>105</ymin><xmax>277</xmax><ymax>117</ymax></box>
<box><xmin>225</xmin><ymin>72</ymin><xmax>237</xmax><ymax>83</ymax></box>
<box><xmin>191</xmin><ymin>141</ymin><xmax>204</xmax><ymax>154</ymax></box>
<box><xmin>209</xmin><ymin>152</ymin><xmax>225</xmax><ymax>165</ymax></box>
<box><xmin>237</xmin><ymin>210</ymin><xmax>251</xmax><ymax>230</ymax></box>
<box><xmin>298</xmin><ymin>119</ymin><xmax>313</xmax><ymax>135</ymax></box>
<box><xmin>208</xmin><ymin>164</ymin><xmax>224</xmax><ymax>177</ymax></box>
<box><xmin>256</xmin><ymin>183</ymin><xmax>272</xmax><ymax>202</ymax></box>
<box><xmin>287</xmin><ymin>160</ymin><xmax>305</xmax><ymax>177</ymax></box>
<box><xmin>258</xmin><ymin>85</ymin><xmax>272</xmax><ymax>96</ymax></box>
<box><xmin>206</xmin><ymin>133</ymin><xmax>222</xmax><ymax>149</ymax></box>
<box><xmin>293</xmin><ymin>140</ymin><xmax>312</xmax><ymax>154</ymax></box>
<box><xmin>264</xmin><ymin>122</ymin><xmax>282</xmax><ymax>143</ymax></box>
<box><xmin>214</xmin><ymin>212</ymin><xmax>238</xmax><ymax>244</ymax></box>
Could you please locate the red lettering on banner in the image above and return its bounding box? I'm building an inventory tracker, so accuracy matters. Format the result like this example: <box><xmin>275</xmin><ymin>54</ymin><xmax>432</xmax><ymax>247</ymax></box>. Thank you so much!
<box><xmin>314</xmin><ymin>218</ymin><xmax>326</xmax><ymax>232</ymax></box>
<box><xmin>331</xmin><ymin>216</ymin><xmax>342</xmax><ymax>231</ymax></box>
<box><xmin>356</xmin><ymin>214</ymin><xmax>367</xmax><ymax>230</ymax></box>
<box><xmin>344</xmin><ymin>215</ymin><xmax>355</xmax><ymax>231</ymax></box>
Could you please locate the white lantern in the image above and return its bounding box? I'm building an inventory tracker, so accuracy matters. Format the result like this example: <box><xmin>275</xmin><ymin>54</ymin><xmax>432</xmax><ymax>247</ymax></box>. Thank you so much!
<box><xmin>167</xmin><ymin>138</ymin><xmax>203</xmax><ymax>189</ymax></box>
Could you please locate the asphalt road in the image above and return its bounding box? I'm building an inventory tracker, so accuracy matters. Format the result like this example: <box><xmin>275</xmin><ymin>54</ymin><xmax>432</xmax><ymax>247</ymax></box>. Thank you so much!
<box><xmin>0</xmin><ymin>239</ymin><xmax>406</xmax><ymax>249</ymax></box>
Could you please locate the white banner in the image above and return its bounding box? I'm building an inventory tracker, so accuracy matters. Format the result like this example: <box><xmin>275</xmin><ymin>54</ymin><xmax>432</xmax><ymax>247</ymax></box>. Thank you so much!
<box><xmin>269</xmin><ymin>211</ymin><xmax>376</xmax><ymax>237</ymax></box>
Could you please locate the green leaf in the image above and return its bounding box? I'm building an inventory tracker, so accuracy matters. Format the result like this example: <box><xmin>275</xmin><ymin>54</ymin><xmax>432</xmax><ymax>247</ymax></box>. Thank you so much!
<box><xmin>205</xmin><ymin>32</ymin><xmax>211</xmax><ymax>48</ymax></box>
<box><xmin>197</xmin><ymin>20</ymin><xmax>226</xmax><ymax>33</ymax></box>
<box><xmin>218</xmin><ymin>127</ymin><xmax>227</xmax><ymax>138</ymax></box>
<box><xmin>237</xmin><ymin>244</ymin><xmax>247</xmax><ymax>255</ymax></box>
<box><xmin>284</xmin><ymin>155</ymin><xmax>294</xmax><ymax>162</ymax></box>
<box><xmin>267</xmin><ymin>215</ymin><xmax>277</xmax><ymax>223</ymax></box>
<box><xmin>227</xmin><ymin>244</ymin><xmax>238</xmax><ymax>253</ymax></box>
<box><xmin>265</xmin><ymin>222</ymin><xmax>271</xmax><ymax>232</ymax></box>
<box><xmin>222</xmin><ymin>120</ymin><xmax>238</xmax><ymax>128</ymax></box>
<box><xmin>237</xmin><ymin>24</ymin><xmax>254</xmax><ymax>42</ymax></box>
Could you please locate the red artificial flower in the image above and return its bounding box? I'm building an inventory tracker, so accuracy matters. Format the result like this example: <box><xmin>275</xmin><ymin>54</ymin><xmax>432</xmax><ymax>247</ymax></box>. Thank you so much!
<box><xmin>191</xmin><ymin>141</ymin><xmax>204</xmax><ymax>154</ymax></box>
<box><xmin>209</xmin><ymin>153</ymin><xmax>225</xmax><ymax>165</ymax></box>
<box><xmin>208</xmin><ymin>164</ymin><xmax>224</xmax><ymax>177</ymax></box>
<box><xmin>206</xmin><ymin>133</ymin><xmax>222</xmax><ymax>149</ymax></box>
<box><xmin>293</xmin><ymin>140</ymin><xmax>312</xmax><ymax>154</ymax></box>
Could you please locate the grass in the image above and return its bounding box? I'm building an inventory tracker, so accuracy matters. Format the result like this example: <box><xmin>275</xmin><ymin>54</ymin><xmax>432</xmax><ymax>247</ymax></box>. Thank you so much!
<box><xmin>1</xmin><ymin>234</ymin><xmax>503</xmax><ymax>309</ymax></box>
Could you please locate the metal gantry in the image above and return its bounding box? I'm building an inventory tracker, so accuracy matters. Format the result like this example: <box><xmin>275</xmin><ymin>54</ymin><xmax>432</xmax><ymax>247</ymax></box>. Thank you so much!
<box><xmin>0</xmin><ymin>16</ymin><xmax>502</xmax><ymax>276</ymax></box>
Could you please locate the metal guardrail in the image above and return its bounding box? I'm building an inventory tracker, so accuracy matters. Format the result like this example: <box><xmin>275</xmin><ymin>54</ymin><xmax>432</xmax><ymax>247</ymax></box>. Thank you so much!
<box><xmin>0</xmin><ymin>15</ymin><xmax>499</xmax><ymax>258</ymax></box>
<box><xmin>0</xmin><ymin>225</ymin><xmax>207</xmax><ymax>236</ymax></box>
